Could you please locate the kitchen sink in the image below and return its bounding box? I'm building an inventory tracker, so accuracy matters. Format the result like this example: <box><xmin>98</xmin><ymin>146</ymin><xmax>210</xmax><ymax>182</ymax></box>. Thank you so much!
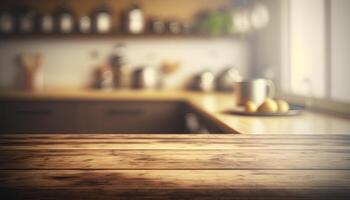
<box><xmin>0</xmin><ymin>100</ymin><xmax>227</xmax><ymax>134</ymax></box>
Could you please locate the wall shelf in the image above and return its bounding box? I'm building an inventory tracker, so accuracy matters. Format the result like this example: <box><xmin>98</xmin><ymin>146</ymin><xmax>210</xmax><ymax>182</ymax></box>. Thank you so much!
<box><xmin>0</xmin><ymin>32</ymin><xmax>239</xmax><ymax>40</ymax></box>
<box><xmin>0</xmin><ymin>0</ymin><xmax>239</xmax><ymax>41</ymax></box>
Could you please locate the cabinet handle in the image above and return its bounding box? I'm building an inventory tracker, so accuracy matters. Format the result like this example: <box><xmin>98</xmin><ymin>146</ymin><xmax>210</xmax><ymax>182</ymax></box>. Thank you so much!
<box><xmin>15</xmin><ymin>109</ymin><xmax>52</xmax><ymax>116</ymax></box>
<box><xmin>105</xmin><ymin>109</ymin><xmax>143</xmax><ymax>116</ymax></box>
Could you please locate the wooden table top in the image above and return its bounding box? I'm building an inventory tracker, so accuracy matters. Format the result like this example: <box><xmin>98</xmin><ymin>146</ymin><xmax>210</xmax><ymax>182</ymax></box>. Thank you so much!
<box><xmin>0</xmin><ymin>134</ymin><xmax>349</xmax><ymax>199</ymax></box>
<box><xmin>1</xmin><ymin>89</ymin><xmax>350</xmax><ymax>134</ymax></box>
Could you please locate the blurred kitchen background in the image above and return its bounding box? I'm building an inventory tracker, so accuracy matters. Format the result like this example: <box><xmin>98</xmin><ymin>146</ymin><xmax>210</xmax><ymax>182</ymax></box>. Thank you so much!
<box><xmin>0</xmin><ymin>0</ymin><xmax>349</xmax><ymax>110</ymax></box>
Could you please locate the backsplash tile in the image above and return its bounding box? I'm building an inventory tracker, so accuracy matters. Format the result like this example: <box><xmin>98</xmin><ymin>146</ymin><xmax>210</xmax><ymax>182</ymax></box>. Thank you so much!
<box><xmin>0</xmin><ymin>38</ymin><xmax>250</xmax><ymax>90</ymax></box>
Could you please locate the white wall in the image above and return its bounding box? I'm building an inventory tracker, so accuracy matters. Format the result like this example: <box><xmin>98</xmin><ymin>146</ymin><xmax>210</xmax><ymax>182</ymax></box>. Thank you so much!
<box><xmin>331</xmin><ymin>0</ymin><xmax>350</xmax><ymax>103</ymax></box>
<box><xmin>251</xmin><ymin>0</ymin><xmax>282</xmax><ymax>85</ymax></box>
<box><xmin>289</xmin><ymin>0</ymin><xmax>326</xmax><ymax>98</ymax></box>
<box><xmin>0</xmin><ymin>38</ymin><xmax>250</xmax><ymax>90</ymax></box>
<box><xmin>253</xmin><ymin>0</ymin><xmax>350</xmax><ymax>103</ymax></box>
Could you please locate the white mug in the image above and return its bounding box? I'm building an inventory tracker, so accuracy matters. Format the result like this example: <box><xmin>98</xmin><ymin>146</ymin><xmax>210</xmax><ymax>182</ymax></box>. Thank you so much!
<box><xmin>234</xmin><ymin>79</ymin><xmax>275</xmax><ymax>106</ymax></box>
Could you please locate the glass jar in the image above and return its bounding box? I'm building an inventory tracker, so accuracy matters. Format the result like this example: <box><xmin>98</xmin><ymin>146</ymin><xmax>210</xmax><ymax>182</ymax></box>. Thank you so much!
<box><xmin>0</xmin><ymin>11</ymin><xmax>15</xmax><ymax>34</ymax></box>
<box><xmin>149</xmin><ymin>19</ymin><xmax>165</xmax><ymax>34</ymax></box>
<box><xmin>38</xmin><ymin>14</ymin><xmax>54</xmax><ymax>33</ymax></box>
<box><xmin>167</xmin><ymin>20</ymin><xmax>181</xmax><ymax>34</ymax></box>
<box><xmin>55</xmin><ymin>4</ymin><xmax>75</xmax><ymax>33</ymax></box>
<box><xmin>79</xmin><ymin>16</ymin><xmax>91</xmax><ymax>33</ymax></box>
<box><xmin>91</xmin><ymin>4</ymin><xmax>112</xmax><ymax>34</ymax></box>
<box><xmin>124</xmin><ymin>4</ymin><xmax>144</xmax><ymax>34</ymax></box>
<box><xmin>15</xmin><ymin>6</ymin><xmax>35</xmax><ymax>33</ymax></box>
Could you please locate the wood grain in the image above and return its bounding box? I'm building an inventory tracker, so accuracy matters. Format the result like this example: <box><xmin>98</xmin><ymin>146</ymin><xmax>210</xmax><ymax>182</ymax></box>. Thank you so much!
<box><xmin>0</xmin><ymin>134</ymin><xmax>349</xmax><ymax>199</ymax></box>
<box><xmin>1</xmin><ymin>188</ymin><xmax>349</xmax><ymax>200</ymax></box>
<box><xmin>0</xmin><ymin>149</ymin><xmax>349</xmax><ymax>170</ymax></box>
<box><xmin>0</xmin><ymin>134</ymin><xmax>349</xmax><ymax>150</ymax></box>
<box><xmin>0</xmin><ymin>170</ymin><xmax>349</xmax><ymax>199</ymax></box>
<box><xmin>3</xmin><ymin>133</ymin><xmax>350</xmax><ymax>139</ymax></box>
<box><xmin>1</xmin><ymin>169</ymin><xmax>349</xmax><ymax>189</ymax></box>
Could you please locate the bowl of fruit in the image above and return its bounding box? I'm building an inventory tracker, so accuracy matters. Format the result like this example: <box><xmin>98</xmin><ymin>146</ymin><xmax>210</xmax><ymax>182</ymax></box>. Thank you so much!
<box><xmin>225</xmin><ymin>98</ymin><xmax>303</xmax><ymax>116</ymax></box>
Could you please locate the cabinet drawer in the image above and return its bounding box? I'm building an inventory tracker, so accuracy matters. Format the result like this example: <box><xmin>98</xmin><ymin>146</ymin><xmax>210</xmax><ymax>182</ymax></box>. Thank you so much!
<box><xmin>3</xmin><ymin>101</ymin><xmax>77</xmax><ymax>133</ymax></box>
<box><xmin>79</xmin><ymin>101</ymin><xmax>186</xmax><ymax>133</ymax></box>
<box><xmin>0</xmin><ymin>103</ymin><xmax>10</xmax><ymax>132</ymax></box>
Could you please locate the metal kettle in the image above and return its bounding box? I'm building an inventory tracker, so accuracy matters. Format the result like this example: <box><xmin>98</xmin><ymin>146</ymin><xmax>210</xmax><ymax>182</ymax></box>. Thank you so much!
<box><xmin>191</xmin><ymin>71</ymin><xmax>215</xmax><ymax>92</ymax></box>
<box><xmin>132</xmin><ymin>66</ymin><xmax>160</xmax><ymax>89</ymax></box>
<box><xmin>216</xmin><ymin>67</ymin><xmax>242</xmax><ymax>91</ymax></box>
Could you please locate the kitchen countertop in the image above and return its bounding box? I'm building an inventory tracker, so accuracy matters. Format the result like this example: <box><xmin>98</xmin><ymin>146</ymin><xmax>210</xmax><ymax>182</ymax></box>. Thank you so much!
<box><xmin>1</xmin><ymin>90</ymin><xmax>350</xmax><ymax>199</ymax></box>
<box><xmin>1</xmin><ymin>89</ymin><xmax>349</xmax><ymax>134</ymax></box>
<box><xmin>0</xmin><ymin>134</ymin><xmax>349</xmax><ymax>199</ymax></box>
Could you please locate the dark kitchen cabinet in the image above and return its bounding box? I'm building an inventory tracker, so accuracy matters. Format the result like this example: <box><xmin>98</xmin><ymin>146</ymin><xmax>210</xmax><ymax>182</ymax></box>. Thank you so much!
<box><xmin>0</xmin><ymin>100</ymin><xmax>225</xmax><ymax>134</ymax></box>
<box><xmin>0</xmin><ymin>100</ymin><xmax>189</xmax><ymax>134</ymax></box>
<box><xmin>0</xmin><ymin>101</ymin><xmax>77</xmax><ymax>133</ymax></box>
<box><xmin>0</xmin><ymin>103</ymin><xmax>10</xmax><ymax>132</ymax></box>
<box><xmin>77</xmin><ymin>101</ymin><xmax>187</xmax><ymax>133</ymax></box>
